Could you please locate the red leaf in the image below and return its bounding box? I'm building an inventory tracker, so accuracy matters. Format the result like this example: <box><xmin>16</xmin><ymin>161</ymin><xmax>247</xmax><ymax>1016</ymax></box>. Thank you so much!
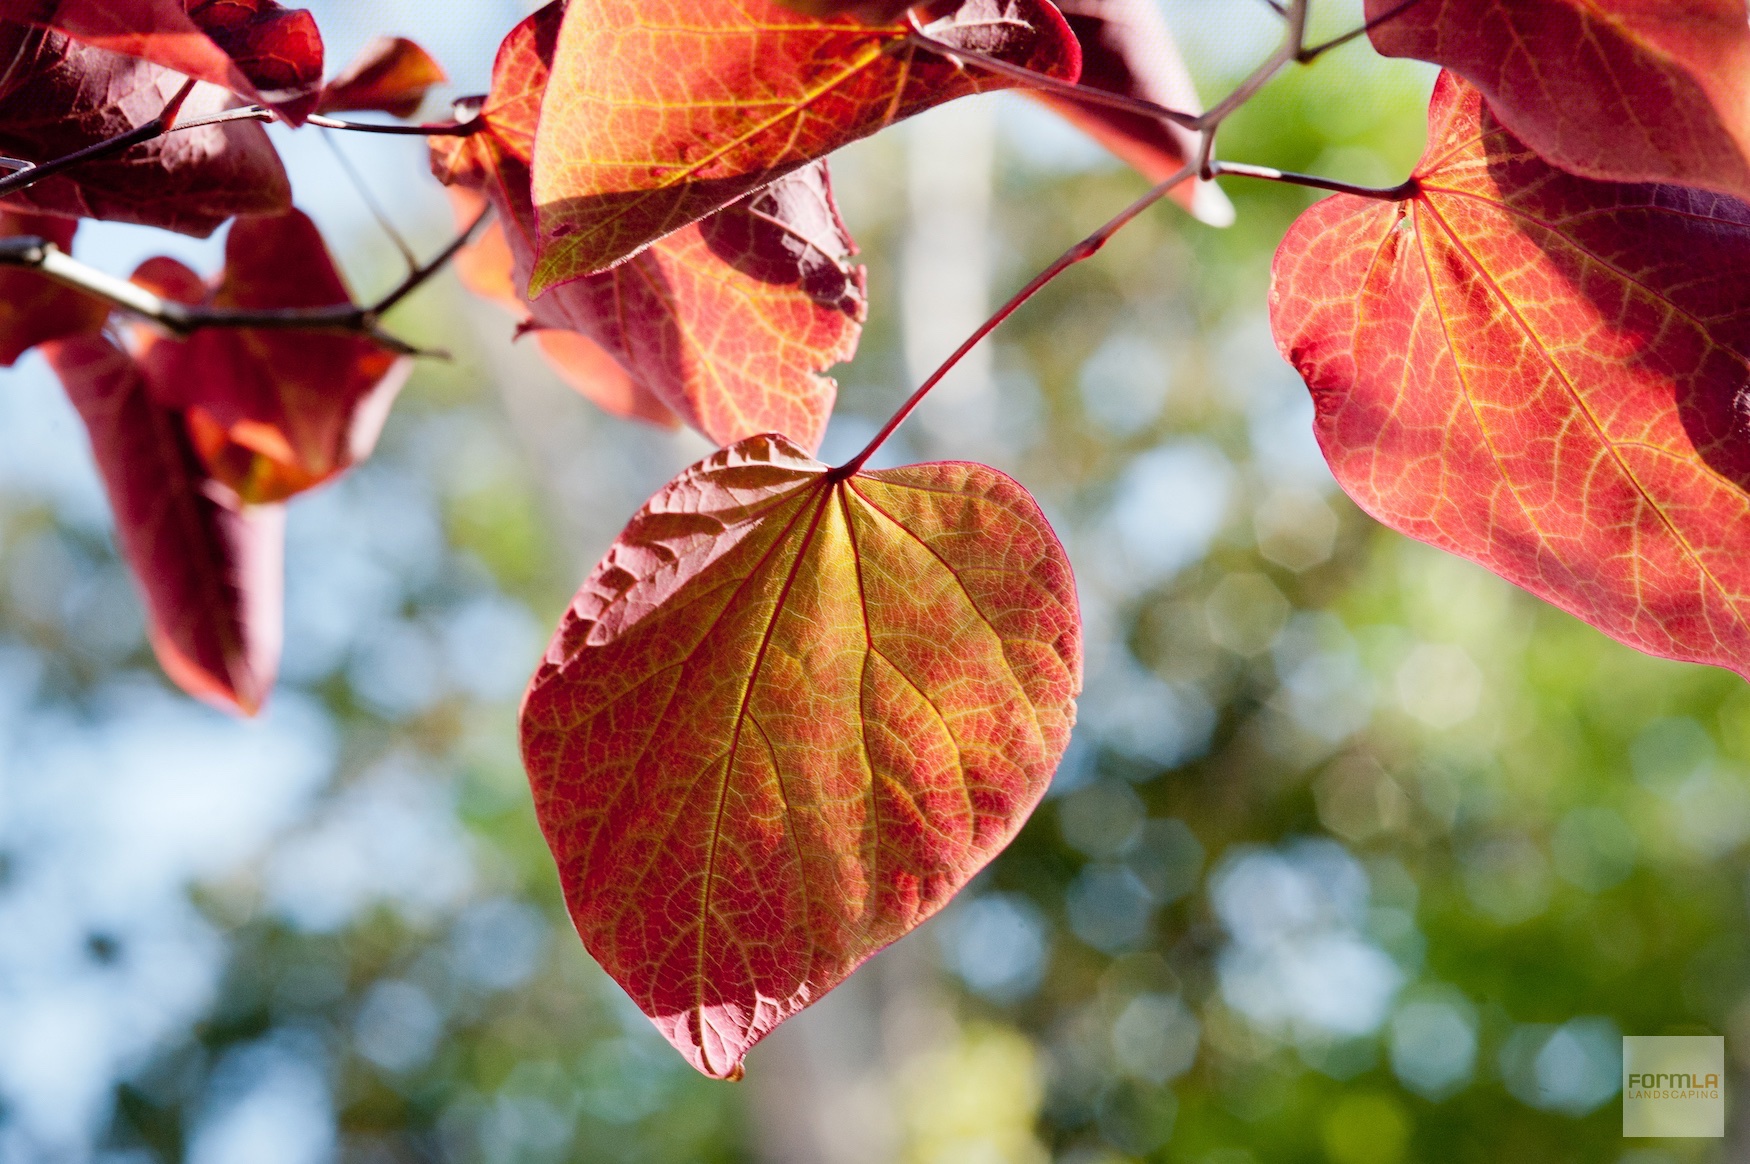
<box><xmin>443</xmin><ymin>186</ymin><xmax>682</xmax><ymax>430</ymax></box>
<box><xmin>521</xmin><ymin>434</ymin><xmax>1082</xmax><ymax>1078</ymax></box>
<box><xmin>1029</xmin><ymin>0</ymin><xmax>1231</xmax><ymax>224</ymax></box>
<box><xmin>1367</xmin><ymin>0</ymin><xmax>1750</xmax><ymax>199</ymax></box>
<box><xmin>432</xmin><ymin>2</ymin><xmax>865</xmax><ymax>453</ymax></box>
<box><xmin>0</xmin><ymin>209</ymin><xmax>108</xmax><ymax>364</ymax></box>
<box><xmin>132</xmin><ymin>209</ymin><xmax>410</xmax><ymax>503</ymax></box>
<box><xmin>527</xmin><ymin>0</ymin><xmax>1081</xmax><ymax>287</ymax></box>
<box><xmin>317</xmin><ymin>35</ymin><xmax>445</xmax><ymax>118</ymax></box>
<box><xmin>44</xmin><ymin>333</ymin><xmax>283</xmax><ymax>714</ymax></box>
<box><xmin>1270</xmin><ymin>72</ymin><xmax>1750</xmax><ymax>678</ymax></box>
<box><xmin>2</xmin><ymin>0</ymin><xmax>324</xmax><ymax>121</ymax></box>
<box><xmin>0</xmin><ymin>23</ymin><xmax>290</xmax><ymax>235</ymax></box>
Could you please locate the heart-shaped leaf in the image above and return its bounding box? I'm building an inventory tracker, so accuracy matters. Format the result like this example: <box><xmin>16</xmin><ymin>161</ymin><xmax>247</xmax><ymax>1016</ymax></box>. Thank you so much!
<box><xmin>1367</xmin><ymin>0</ymin><xmax>1750</xmax><ymax>199</ymax></box>
<box><xmin>527</xmin><ymin>0</ymin><xmax>1080</xmax><ymax>288</ymax></box>
<box><xmin>521</xmin><ymin>434</ymin><xmax>1082</xmax><ymax>1079</ymax></box>
<box><xmin>3</xmin><ymin>0</ymin><xmax>324</xmax><ymax>121</ymax></box>
<box><xmin>432</xmin><ymin>1</ymin><xmax>865</xmax><ymax>454</ymax></box>
<box><xmin>131</xmin><ymin>210</ymin><xmax>410</xmax><ymax>503</ymax></box>
<box><xmin>0</xmin><ymin>22</ymin><xmax>290</xmax><ymax>235</ymax></box>
<box><xmin>1271</xmin><ymin>72</ymin><xmax>1750</xmax><ymax>676</ymax></box>
<box><xmin>45</xmin><ymin>333</ymin><xmax>284</xmax><ymax>714</ymax></box>
<box><xmin>0</xmin><ymin>209</ymin><xmax>109</xmax><ymax>364</ymax></box>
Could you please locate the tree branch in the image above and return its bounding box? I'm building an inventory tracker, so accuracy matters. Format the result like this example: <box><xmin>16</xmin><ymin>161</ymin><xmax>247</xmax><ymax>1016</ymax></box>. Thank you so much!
<box><xmin>0</xmin><ymin>77</ymin><xmax>201</xmax><ymax>201</ymax></box>
<box><xmin>832</xmin><ymin>165</ymin><xmax>1195</xmax><ymax>478</ymax></box>
<box><xmin>0</xmin><ymin>205</ymin><xmax>492</xmax><ymax>357</ymax></box>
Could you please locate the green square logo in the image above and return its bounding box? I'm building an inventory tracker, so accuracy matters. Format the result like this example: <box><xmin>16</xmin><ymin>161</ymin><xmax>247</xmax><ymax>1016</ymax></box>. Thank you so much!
<box><xmin>1623</xmin><ymin>1036</ymin><xmax>1724</xmax><ymax>1138</ymax></box>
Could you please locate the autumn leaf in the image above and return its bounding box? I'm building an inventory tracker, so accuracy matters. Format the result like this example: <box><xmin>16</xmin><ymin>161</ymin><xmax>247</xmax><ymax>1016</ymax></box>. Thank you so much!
<box><xmin>0</xmin><ymin>23</ymin><xmax>291</xmax><ymax>234</ymax></box>
<box><xmin>1367</xmin><ymin>0</ymin><xmax>1750</xmax><ymax>200</ymax></box>
<box><xmin>3</xmin><ymin>0</ymin><xmax>324</xmax><ymax>121</ymax></box>
<box><xmin>1028</xmin><ymin>0</ymin><xmax>1231</xmax><ymax>225</ymax></box>
<box><xmin>317</xmin><ymin>35</ymin><xmax>446</xmax><ymax>118</ymax></box>
<box><xmin>0</xmin><ymin>209</ymin><xmax>109</xmax><ymax>364</ymax></box>
<box><xmin>527</xmin><ymin>0</ymin><xmax>1081</xmax><ymax>288</ymax></box>
<box><xmin>44</xmin><ymin>333</ymin><xmax>284</xmax><ymax>715</ymax></box>
<box><xmin>432</xmin><ymin>1</ymin><xmax>864</xmax><ymax>453</ymax></box>
<box><xmin>131</xmin><ymin>210</ymin><xmax>410</xmax><ymax>503</ymax></box>
<box><xmin>1270</xmin><ymin>71</ymin><xmax>1750</xmax><ymax>678</ymax></box>
<box><xmin>520</xmin><ymin>433</ymin><xmax>1082</xmax><ymax>1079</ymax></box>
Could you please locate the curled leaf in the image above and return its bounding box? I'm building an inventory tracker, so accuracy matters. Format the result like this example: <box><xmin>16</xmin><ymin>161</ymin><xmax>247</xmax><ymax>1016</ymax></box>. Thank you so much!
<box><xmin>44</xmin><ymin>333</ymin><xmax>284</xmax><ymax>714</ymax></box>
<box><xmin>3</xmin><ymin>0</ymin><xmax>324</xmax><ymax>120</ymax></box>
<box><xmin>521</xmin><ymin>433</ymin><xmax>1082</xmax><ymax>1079</ymax></box>
<box><xmin>1030</xmin><ymin>0</ymin><xmax>1232</xmax><ymax>225</ymax></box>
<box><xmin>318</xmin><ymin>35</ymin><xmax>446</xmax><ymax>118</ymax></box>
<box><xmin>132</xmin><ymin>209</ymin><xmax>410</xmax><ymax>503</ymax></box>
<box><xmin>0</xmin><ymin>209</ymin><xmax>108</xmax><ymax>364</ymax></box>
<box><xmin>528</xmin><ymin>0</ymin><xmax>1080</xmax><ymax>287</ymax></box>
<box><xmin>0</xmin><ymin>23</ymin><xmax>291</xmax><ymax>235</ymax></box>
<box><xmin>432</xmin><ymin>1</ymin><xmax>864</xmax><ymax>453</ymax></box>
<box><xmin>1366</xmin><ymin>0</ymin><xmax>1750</xmax><ymax>200</ymax></box>
<box><xmin>1270</xmin><ymin>72</ymin><xmax>1750</xmax><ymax>677</ymax></box>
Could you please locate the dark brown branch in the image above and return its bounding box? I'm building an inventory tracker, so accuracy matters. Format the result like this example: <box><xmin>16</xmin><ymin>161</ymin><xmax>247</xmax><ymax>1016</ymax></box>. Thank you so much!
<box><xmin>902</xmin><ymin>30</ymin><xmax>1200</xmax><ymax>129</ymax></box>
<box><xmin>1209</xmin><ymin>159</ymin><xmax>1417</xmax><ymax>200</ymax></box>
<box><xmin>0</xmin><ymin>205</ymin><xmax>493</xmax><ymax>358</ymax></box>
<box><xmin>0</xmin><ymin>93</ymin><xmax>276</xmax><ymax>202</ymax></box>
<box><xmin>305</xmin><ymin>112</ymin><xmax>483</xmax><ymax>137</ymax></box>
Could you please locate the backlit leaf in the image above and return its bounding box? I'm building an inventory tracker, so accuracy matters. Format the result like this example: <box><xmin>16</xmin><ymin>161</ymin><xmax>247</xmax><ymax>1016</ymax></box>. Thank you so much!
<box><xmin>132</xmin><ymin>209</ymin><xmax>410</xmax><ymax>503</ymax></box>
<box><xmin>2</xmin><ymin>0</ymin><xmax>324</xmax><ymax>121</ymax></box>
<box><xmin>1270</xmin><ymin>72</ymin><xmax>1750</xmax><ymax>677</ymax></box>
<box><xmin>1367</xmin><ymin>0</ymin><xmax>1750</xmax><ymax>199</ymax></box>
<box><xmin>0</xmin><ymin>209</ymin><xmax>108</xmax><ymax>364</ymax></box>
<box><xmin>317</xmin><ymin>35</ymin><xmax>445</xmax><ymax>118</ymax></box>
<box><xmin>432</xmin><ymin>1</ymin><xmax>865</xmax><ymax>453</ymax></box>
<box><xmin>44</xmin><ymin>333</ymin><xmax>284</xmax><ymax>715</ymax></box>
<box><xmin>0</xmin><ymin>23</ymin><xmax>291</xmax><ymax>235</ymax></box>
<box><xmin>1029</xmin><ymin>0</ymin><xmax>1231</xmax><ymax>225</ymax></box>
<box><xmin>527</xmin><ymin>0</ymin><xmax>1081</xmax><ymax>288</ymax></box>
<box><xmin>521</xmin><ymin>433</ymin><xmax>1082</xmax><ymax>1079</ymax></box>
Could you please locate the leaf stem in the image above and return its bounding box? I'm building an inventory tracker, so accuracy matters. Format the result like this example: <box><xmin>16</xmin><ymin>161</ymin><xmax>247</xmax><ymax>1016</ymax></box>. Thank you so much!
<box><xmin>304</xmin><ymin>112</ymin><xmax>483</xmax><ymax>136</ymax></box>
<box><xmin>832</xmin><ymin>166</ymin><xmax>1194</xmax><ymax>479</ymax></box>
<box><xmin>1209</xmin><ymin>160</ymin><xmax>1417</xmax><ymax>200</ymax></box>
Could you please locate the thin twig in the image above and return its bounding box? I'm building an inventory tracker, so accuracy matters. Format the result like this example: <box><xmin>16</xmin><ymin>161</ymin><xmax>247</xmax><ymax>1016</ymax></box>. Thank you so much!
<box><xmin>1298</xmin><ymin>0</ymin><xmax>1429</xmax><ymax>62</ymax></box>
<box><xmin>904</xmin><ymin>31</ymin><xmax>1200</xmax><ymax>129</ymax></box>
<box><xmin>833</xmin><ymin>166</ymin><xmax>1196</xmax><ymax>478</ymax></box>
<box><xmin>0</xmin><ymin>205</ymin><xmax>492</xmax><ymax>358</ymax></box>
<box><xmin>0</xmin><ymin>77</ymin><xmax>199</xmax><ymax>200</ymax></box>
<box><xmin>305</xmin><ymin>112</ymin><xmax>483</xmax><ymax>137</ymax></box>
<box><xmin>1209</xmin><ymin>160</ymin><xmax>1417</xmax><ymax>200</ymax></box>
<box><xmin>322</xmin><ymin>129</ymin><xmax>420</xmax><ymax>273</ymax></box>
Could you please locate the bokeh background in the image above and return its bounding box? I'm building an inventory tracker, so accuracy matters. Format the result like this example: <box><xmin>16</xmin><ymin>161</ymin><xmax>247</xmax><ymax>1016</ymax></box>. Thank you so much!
<box><xmin>0</xmin><ymin>2</ymin><xmax>1742</xmax><ymax>1161</ymax></box>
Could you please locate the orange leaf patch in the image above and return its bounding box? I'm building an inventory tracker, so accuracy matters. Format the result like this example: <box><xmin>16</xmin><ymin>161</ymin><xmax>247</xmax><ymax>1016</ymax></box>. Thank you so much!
<box><xmin>520</xmin><ymin>434</ymin><xmax>1082</xmax><ymax>1079</ymax></box>
<box><xmin>527</xmin><ymin>0</ymin><xmax>1081</xmax><ymax>287</ymax></box>
<box><xmin>132</xmin><ymin>210</ymin><xmax>410</xmax><ymax>503</ymax></box>
<box><xmin>1270</xmin><ymin>72</ymin><xmax>1750</xmax><ymax>676</ymax></box>
<box><xmin>433</xmin><ymin>1</ymin><xmax>864</xmax><ymax>453</ymax></box>
<box><xmin>1367</xmin><ymin>0</ymin><xmax>1750</xmax><ymax>200</ymax></box>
